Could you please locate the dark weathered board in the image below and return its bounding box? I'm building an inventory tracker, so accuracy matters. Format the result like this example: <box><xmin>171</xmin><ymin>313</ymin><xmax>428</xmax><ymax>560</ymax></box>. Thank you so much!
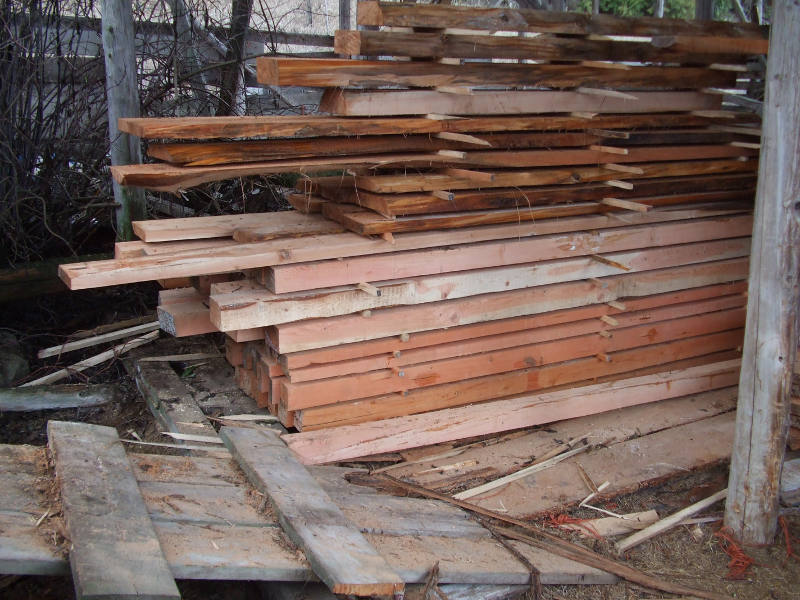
<box><xmin>219</xmin><ymin>426</ymin><xmax>405</xmax><ymax>596</ymax></box>
<box><xmin>47</xmin><ymin>421</ymin><xmax>180</xmax><ymax>600</ymax></box>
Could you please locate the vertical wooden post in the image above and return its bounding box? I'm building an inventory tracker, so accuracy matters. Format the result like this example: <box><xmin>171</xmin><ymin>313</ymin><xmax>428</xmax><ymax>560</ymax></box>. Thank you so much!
<box><xmin>340</xmin><ymin>0</ymin><xmax>351</xmax><ymax>30</ymax></box>
<box><xmin>695</xmin><ymin>0</ymin><xmax>715</xmax><ymax>20</ymax></box>
<box><xmin>654</xmin><ymin>0</ymin><xmax>665</xmax><ymax>18</ymax></box>
<box><xmin>725</xmin><ymin>0</ymin><xmax>800</xmax><ymax>545</ymax></box>
<box><xmin>101</xmin><ymin>0</ymin><xmax>146</xmax><ymax>241</ymax></box>
<box><xmin>593</xmin><ymin>0</ymin><xmax>600</xmax><ymax>15</ymax></box>
<box><xmin>217</xmin><ymin>0</ymin><xmax>254</xmax><ymax>116</ymax></box>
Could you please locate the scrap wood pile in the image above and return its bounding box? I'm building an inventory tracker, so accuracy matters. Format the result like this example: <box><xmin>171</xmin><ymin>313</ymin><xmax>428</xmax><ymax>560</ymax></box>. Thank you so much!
<box><xmin>59</xmin><ymin>3</ymin><xmax>768</xmax><ymax>463</ymax></box>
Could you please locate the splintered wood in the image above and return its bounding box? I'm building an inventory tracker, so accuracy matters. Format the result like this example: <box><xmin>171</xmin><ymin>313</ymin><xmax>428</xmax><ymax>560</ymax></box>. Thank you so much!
<box><xmin>58</xmin><ymin>2</ymin><xmax>764</xmax><ymax>463</ymax></box>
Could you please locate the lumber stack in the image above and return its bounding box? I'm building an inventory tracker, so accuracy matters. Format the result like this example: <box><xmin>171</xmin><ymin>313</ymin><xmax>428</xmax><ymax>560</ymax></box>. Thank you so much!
<box><xmin>58</xmin><ymin>4</ymin><xmax>769</xmax><ymax>460</ymax></box>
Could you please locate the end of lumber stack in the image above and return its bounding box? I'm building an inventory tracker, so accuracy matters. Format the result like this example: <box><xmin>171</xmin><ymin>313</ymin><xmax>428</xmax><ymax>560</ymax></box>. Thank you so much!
<box><xmin>60</xmin><ymin>3</ymin><xmax>767</xmax><ymax>463</ymax></box>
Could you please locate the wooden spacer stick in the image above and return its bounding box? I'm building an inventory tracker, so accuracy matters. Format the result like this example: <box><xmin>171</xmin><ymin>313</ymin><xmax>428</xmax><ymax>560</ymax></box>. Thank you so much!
<box><xmin>600</xmin><ymin>197</ymin><xmax>651</xmax><ymax>212</ymax></box>
<box><xmin>436</xmin><ymin>85</ymin><xmax>475</xmax><ymax>95</ymax></box>
<box><xmin>596</xmin><ymin>353</ymin><xmax>612</xmax><ymax>362</ymax></box>
<box><xmin>602</xmin><ymin>163</ymin><xmax>645</xmax><ymax>175</ymax></box>
<box><xmin>432</xmin><ymin>190</ymin><xmax>455</xmax><ymax>201</ymax></box>
<box><xmin>730</xmin><ymin>141</ymin><xmax>761</xmax><ymax>149</ymax></box>
<box><xmin>577</xmin><ymin>87</ymin><xmax>638</xmax><ymax>101</ymax></box>
<box><xmin>356</xmin><ymin>282</ymin><xmax>381</xmax><ymax>297</ymax></box>
<box><xmin>437</xmin><ymin>149</ymin><xmax>467</xmax><ymax>159</ymax></box>
<box><xmin>441</xmin><ymin>168</ymin><xmax>495</xmax><ymax>182</ymax></box>
<box><xmin>600</xmin><ymin>314</ymin><xmax>620</xmax><ymax>327</ymax></box>
<box><xmin>587</xmin><ymin>128</ymin><xmax>630</xmax><ymax>139</ymax></box>
<box><xmin>435</xmin><ymin>131</ymin><xmax>492</xmax><ymax>146</ymax></box>
<box><xmin>605</xmin><ymin>180</ymin><xmax>635</xmax><ymax>190</ymax></box>
<box><xmin>591</xmin><ymin>254</ymin><xmax>632</xmax><ymax>271</ymax></box>
<box><xmin>590</xmin><ymin>145</ymin><xmax>629</xmax><ymax>155</ymax></box>
<box><xmin>607</xmin><ymin>300</ymin><xmax>627</xmax><ymax>311</ymax></box>
<box><xmin>425</xmin><ymin>113</ymin><xmax>464</xmax><ymax>121</ymax></box>
<box><xmin>381</xmin><ymin>232</ymin><xmax>395</xmax><ymax>244</ymax></box>
<box><xmin>587</xmin><ymin>277</ymin><xmax>607</xmax><ymax>288</ymax></box>
<box><xmin>597</xmin><ymin>330</ymin><xmax>612</xmax><ymax>339</ymax></box>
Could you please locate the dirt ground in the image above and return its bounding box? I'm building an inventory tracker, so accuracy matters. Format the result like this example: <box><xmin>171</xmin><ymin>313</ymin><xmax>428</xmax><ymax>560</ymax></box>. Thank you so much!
<box><xmin>1</xmin><ymin>290</ymin><xmax>799</xmax><ymax>600</ymax></box>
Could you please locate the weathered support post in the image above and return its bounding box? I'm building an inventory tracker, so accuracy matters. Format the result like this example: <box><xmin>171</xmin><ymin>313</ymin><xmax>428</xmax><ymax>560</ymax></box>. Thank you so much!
<box><xmin>695</xmin><ymin>0</ymin><xmax>715</xmax><ymax>20</ymax></box>
<box><xmin>100</xmin><ymin>0</ymin><xmax>146</xmax><ymax>241</ymax></box>
<box><xmin>654</xmin><ymin>0</ymin><xmax>665</xmax><ymax>18</ymax></box>
<box><xmin>725</xmin><ymin>0</ymin><xmax>800</xmax><ymax>544</ymax></box>
<box><xmin>340</xmin><ymin>0</ymin><xmax>351</xmax><ymax>30</ymax></box>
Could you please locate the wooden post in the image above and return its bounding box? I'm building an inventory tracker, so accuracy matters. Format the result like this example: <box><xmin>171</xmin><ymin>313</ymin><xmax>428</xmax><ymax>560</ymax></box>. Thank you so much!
<box><xmin>339</xmin><ymin>0</ymin><xmax>351</xmax><ymax>30</ymax></box>
<box><xmin>725</xmin><ymin>0</ymin><xmax>800</xmax><ymax>545</ymax></box>
<box><xmin>654</xmin><ymin>0</ymin><xmax>665</xmax><ymax>18</ymax></box>
<box><xmin>695</xmin><ymin>0</ymin><xmax>715</xmax><ymax>20</ymax></box>
<box><xmin>101</xmin><ymin>0</ymin><xmax>146</xmax><ymax>241</ymax></box>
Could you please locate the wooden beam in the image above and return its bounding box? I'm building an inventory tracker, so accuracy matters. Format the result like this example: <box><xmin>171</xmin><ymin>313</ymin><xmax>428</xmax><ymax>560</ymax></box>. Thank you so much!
<box><xmin>48</xmin><ymin>421</ymin><xmax>180</xmax><ymax>599</ymax></box>
<box><xmin>219</xmin><ymin>427</ymin><xmax>404</xmax><ymax>596</ymax></box>
<box><xmin>283</xmin><ymin>359</ymin><xmax>742</xmax><ymax>464</ymax></box>
<box><xmin>725</xmin><ymin>0</ymin><xmax>800</xmax><ymax>545</ymax></box>
<box><xmin>319</xmin><ymin>88</ymin><xmax>722</xmax><ymax>116</ymax></box>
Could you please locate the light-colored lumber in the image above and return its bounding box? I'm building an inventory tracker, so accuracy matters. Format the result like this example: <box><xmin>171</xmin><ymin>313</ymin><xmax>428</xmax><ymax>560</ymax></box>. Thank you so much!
<box><xmin>61</xmin><ymin>206</ymin><xmax>747</xmax><ymax>290</ymax></box>
<box><xmin>725</xmin><ymin>0</ymin><xmax>800</xmax><ymax>545</ymax></box>
<box><xmin>558</xmin><ymin>511</ymin><xmax>660</xmax><ymax>538</ymax></box>
<box><xmin>220</xmin><ymin>427</ymin><xmax>405</xmax><ymax>596</ymax></box>
<box><xmin>319</xmin><ymin>88</ymin><xmax>721</xmax><ymax>116</ymax></box>
<box><xmin>265</xmin><ymin>215</ymin><xmax>752</xmax><ymax>293</ymax></box>
<box><xmin>0</xmin><ymin>384</ymin><xmax>118</xmax><ymax>412</ymax></box>
<box><xmin>616</xmin><ymin>489</ymin><xmax>727</xmax><ymax>554</ymax></box>
<box><xmin>21</xmin><ymin>331</ymin><xmax>159</xmax><ymax>387</ymax></box>
<box><xmin>283</xmin><ymin>359</ymin><xmax>741</xmax><ymax>464</ymax></box>
<box><xmin>37</xmin><ymin>321</ymin><xmax>159</xmax><ymax>358</ymax></box>
<box><xmin>270</xmin><ymin>258</ymin><xmax>749</xmax><ymax>353</ymax></box>
<box><xmin>48</xmin><ymin>421</ymin><xmax>180</xmax><ymax>600</ymax></box>
<box><xmin>211</xmin><ymin>238</ymin><xmax>750</xmax><ymax>330</ymax></box>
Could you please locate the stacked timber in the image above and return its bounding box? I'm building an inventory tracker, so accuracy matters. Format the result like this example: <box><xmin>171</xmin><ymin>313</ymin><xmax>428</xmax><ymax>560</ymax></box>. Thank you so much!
<box><xmin>59</xmin><ymin>4</ymin><xmax>768</xmax><ymax>459</ymax></box>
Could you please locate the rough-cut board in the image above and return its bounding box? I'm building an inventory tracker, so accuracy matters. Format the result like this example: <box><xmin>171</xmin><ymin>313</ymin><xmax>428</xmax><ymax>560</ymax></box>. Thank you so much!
<box><xmin>292</xmin><ymin>333</ymin><xmax>743</xmax><ymax>429</ymax></box>
<box><xmin>269</xmin><ymin>257</ymin><xmax>750</xmax><ymax>353</ymax></box>
<box><xmin>47</xmin><ymin>421</ymin><xmax>181</xmax><ymax>600</ymax></box>
<box><xmin>118</xmin><ymin>113</ymin><xmax>752</xmax><ymax>140</ymax></box>
<box><xmin>283</xmin><ymin>359</ymin><xmax>741</xmax><ymax>464</ymax></box>
<box><xmin>58</xmin><ymin>206</ymin><xmax>749</xmax><ymax>290</ymax></box>
<box><xmin>210</xmin><ymin>238</ymin><xmax>751</xmax><ymax>330</ymax></box>
<box><xmin>334</xmin><ymin>29</ymin><xmax>768</xmax><ymax>63</ymax></box>
<box><xmin>356</xmin><ymin>1</ymin><xmax>767</xmax><ymax>38</ymax></box>
<box><xmin>258</xmin><ymin>57</ymin><xmax>736</xmax><ymax>89</ymax></box>
<box><xmin>133</xmin><ymin>210</ymin><xmax>345</xmax><ymax>242</ymax></box>
<box><xmin>219</xmin><ymin>426</ymin><xmax>405</xmax><ymax>596</ymax></box>
<box><xmin>319</xmin><ymin>89</ymin><xmax>721</xmax><ymax>116</ymax></box>
<box><xmin>265</xmin><ymin>214</ymin><xmax>753</xmax><ymax>293</ymax></box>
<box><xmin>279</xmin><ymin>283</ymin><xmax>747</xmax><ymax>370</ymax></box>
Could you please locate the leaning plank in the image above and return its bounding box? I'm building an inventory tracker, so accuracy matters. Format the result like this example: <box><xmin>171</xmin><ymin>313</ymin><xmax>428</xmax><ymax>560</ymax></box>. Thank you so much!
<box><xmin>118</xmin><ymin>113</ymin><xmax>748</xmax><ymax>140</ymax></box>
<box><xmin>37</xmin><ymin>321</ymin><xmax>159</xmax><ymax>358</ymax></box>
<box><xmin>283</xmin><ymin>359</ymin><xmax>741</xmax><ymax>464</ymax></box>
<box><xmin>219</xmin><ymin>426</ymin><xmax>405</xmax><ymax>596</ymax></box>
<box><xmin>266</xmin><ymin>214</ymin><xmax>753</xmax><ymax>293</ymax></box>
<box><xmin>58</xmin><ymin>206</ymin><xmax>750</xmax><ymax>290</ymax></box>
<box><xmin>319</xmin><ymin>89</ymin><xmax>721</xmax><ymax>116</ymax></box>
<box><xmin>334</xmin><ymin>30</ymin><xmax>767</xmax><ymax>63</ymax></box>
<box><xmin>356</xmin><ymin>1</ymin><xmax>766</xmax><ymax>38</ymax></box>
<box><xmin>48</xmin><ymin>421</ymin><xmax>180</xmax><ymax>600</ymax></box>
<box><xmin>270</xmin><ymin>258</ymin><xmax>749</xmax><ymax>353</ymax></box>
<box><xmin>210</xmin><ymin>238</ymin><xmax>750</xmax><ymax>330</ymax></box>
<box><xmin>0</xmin><ymin>384</ymin><xmax>117</xmax><ymax>412</ymax></box>
<box><xmin>258</xmin><ymin>58</ymin><xmax>735</xmax><ymax>89</ymax></box>
<box><xmin>133</xmin><ymin>210</ymin><xmax>345</xmax><ymax>242</ymax></box>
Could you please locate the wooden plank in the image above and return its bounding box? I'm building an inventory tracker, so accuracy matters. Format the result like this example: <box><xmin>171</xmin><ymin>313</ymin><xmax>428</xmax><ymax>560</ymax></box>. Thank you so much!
<box><xmin>59</xmin><ymin>206</ymin><xmax>748</xmax><ymax>290</ymax></box>
<box><xmin>0</xmin><ymin>384</ymin><xmax>117</xmax><ymax>412</ymax></box>
<box><xmin>320</xmin><ymin>88</ymin><xmax>722</xmax><ymax>116</ymax></box>
<box><xmin>356</xmin><ymin>1</ymin><xmax>766</xmax><ymax>38</ymax></box>
<box><xmin>335</xmin><ymin>30</ymin><xmax>766</xmax><ymax>63</ymax></box>
<box><xmin>266</xmin><ymin>214</ymin><xmax>753</xmax><ymax>293</ymax></box>
<box><xmin>270</xmin><ymin>258</ymin><xmax>749</xmax><ymax>353</ymax></box>
<box><xmin>725</xmin><ymin>0</ymin><xmax>800</xmax><ymax>545</ymax></box>
<box><xmin>210</xmin><ymin>238</ymin><xmax>751</xmax><ymax>330</ymax></box>
<box><xmin>283</xmin><ymin>359</ymin><xmax>742</xmax><ymax>464</ymax></box>
<box><xmin>47</xmin><ymin>420</ymin><xmax>180</xmax><ymax>600</ymax></box>
<box><xmin>219</xmin><ymin>426</ymin><xmax>405</xmax><ymax>596</ymax></box>
<box><xmin>119</xmin><ymin>113</ymin><xmax>751</xmax><ymax>140</ymax></box>
<box><xmin>280</xmin><ymin>283</ymin><xmax>747</xmax><ymax>370</ymax></box>
<box><xmin>780</xmin><ymin>458</ymin><xmax>800</xmax><ymax>506</ymax></box>
<box><xmin>293</xmin><ymin>333</ymin><xmax>743</xmax><ymax>429</ymax></box>
<box><xmin>283</xmin><ymin>309</ymin><xmax>745</xmax><ymax>409</ymax></box>
<box><xmin>258</xmin><ymin>57</ymin><xmax>735</xmax><ymax>89</ymax></box>
<box><xmin>133</xmin><ymin>210</ymin><xmax>344</xmax><ymax>242</ymax></box>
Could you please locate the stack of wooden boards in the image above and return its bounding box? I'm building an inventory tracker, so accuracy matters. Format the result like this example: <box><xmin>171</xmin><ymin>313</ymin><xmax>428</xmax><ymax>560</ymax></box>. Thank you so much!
<box><xmin>111</xmin><ymin>2</ymin><xmax>766</xmax><ymax>238</ymax></box>
<box><xmin>59</xmin><ymin>4</ymin><xmax>769</xmax><ymax>460</ymax></box>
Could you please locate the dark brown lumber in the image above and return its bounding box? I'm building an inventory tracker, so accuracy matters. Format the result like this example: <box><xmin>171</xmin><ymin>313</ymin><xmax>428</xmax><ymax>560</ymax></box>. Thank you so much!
<box><xmin>335</xmin><ymin>29</ymin><xmax>767</xmax><ymax>63</ymax></box>
<box><xmin>258</xmin><ymin>57</ymin><xmax>736</xmax><ymax>90</ymax></box>
<box><xmin>111</xmin><ymin>154</ymin><xmax>450</xmax><ymax>193</ymax></box>
<box><xmin>61</xmin><ymin>205</ymin><xmax>742</xmax><ymax>290</ymax></box>
<box><xmin>209</xmin><ymin>238</ymin><xmax>751</xmax><ymax>330</ymax></box>
<box><xmin>147</xmin><ymin>131</ymin><xmax>599</xmax><ymax>167</ymax></box>
<box><xmin>133</xmin><ymin>210</ymin><xmax>344</xmax><ymax>242</ymax></box>
<box><xmin>118</xmin><ymin>113</ymin><xmax>755</xmax><ymax>140</ymax></box>
<box><xmin>48</xmin><ymin>421</ymin><xmax>180</xmax><ymax>600</ymax></box>
<box><xmin>279</xmin><ymin>283</ymin><xmax>746</xmax><ymax>370</ymax></box>
<box><xmin>287</xmin><ymin>193</ymin><xmax>325</xmax><ymax>214</ymax></box>
<box><xmin>268</xmin><ymin>257</ymin><xmax>749</xmax><ymax>353</ymax></box>
<box><xmin>219</xmin><ymin>427</ymin><xmax>404</xmax><ymax>596</ymax></box>
<box><xmin>282</xmin><ymin>309</ymin><xmax>745</xmax><ymax>409</ymax></box>
<box><xmin>265</xmin><ymin>214</ymin><xmax>753</xmax><ymax>293</ymax></box>
<box><xmin>725</xmin><ymin>0</ymin><xmax>800</xmax><ymax>545</ymax></box>
<box><xmin>283</xmin><ymin>358</ymin><xmax>742</xmax><ymax>466</ymax></box>
<box><xmin>357</xmin><ymin>1</ymin><xmax>766</xmax><ymax>39</ymax></box>
<box><xmin>307</xmin><ymin>174</ymin><xmax>754</xmax><ymax>218</ymax></box>
<box><xmin>350</xmin><ymin>159</ymin><xmax>758</xmax><ymax>194</ymax></box>
<box><xmin>319</xmin><ymin>88</ymin><xmax>722</xmax><ymax>116</ymax></box>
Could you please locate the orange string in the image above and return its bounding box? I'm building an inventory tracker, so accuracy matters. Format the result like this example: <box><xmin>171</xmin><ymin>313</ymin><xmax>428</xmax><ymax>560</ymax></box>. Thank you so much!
<box><xmin>714</xmin><ymin>526</ymin><xmax>756</xmax><ymax>579</ymax></box>
<box><xmin>546</xmin><ymin>512</ymin><xmax>604</xmax><ymax>540</ymax></box>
